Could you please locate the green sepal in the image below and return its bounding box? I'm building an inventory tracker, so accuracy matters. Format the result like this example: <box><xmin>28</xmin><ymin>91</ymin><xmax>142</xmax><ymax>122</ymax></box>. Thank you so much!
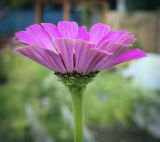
<box><xmin>55</xmin><ymin>72</ymin><xmax>98</xmax><ymax>93</ymax></box>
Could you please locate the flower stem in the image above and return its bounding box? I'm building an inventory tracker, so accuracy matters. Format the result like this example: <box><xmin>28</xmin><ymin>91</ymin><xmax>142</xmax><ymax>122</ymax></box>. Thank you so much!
<box><xmin>71</xmin><ymin>89</ymin><xmax>84</xmax><ymax>142</ymax></box>
<box><xmin>55</xmin><ymin>72</ymin><xmax>98</xmax><ymax>142</ymax></box>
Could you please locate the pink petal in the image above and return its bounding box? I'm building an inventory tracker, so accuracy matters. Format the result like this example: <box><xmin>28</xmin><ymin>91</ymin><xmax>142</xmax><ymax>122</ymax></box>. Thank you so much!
<box><xmin>89</xmin><ymin>23</ymin><xmax>110</xmax><ymax>45</ymax></box>
<box><xmin>74</xmin><ymin>40</ymin><xmax>96</xmax><ymax>74</ymax></box>
<box><xmin>98</xmin><ymin>41</ymin><xmax>124</xmax><ymax>55</ymax></box>
<box><xmin>108</xmin><ymin>30</ymin><xmax>136</xmax><ymax>46</ymax></box>
<box><xmin>15</xmin><ymin>24</ymin><xmax>57</xmax><ymax>53</ymax></box>
<box><xmin>77</xmin><ymin>26</ymin><xmax>89</xmax><ymax>41</ymax></box>
<box><xmin>98</xmin><ymin>30</ymin><xmax>136</xmax><ymax>48</ymax></box>
<box><xmin>68</xmin><ymin>39</ymin><xmax>112</xmax><ymax>74</ymax></box>
<box><xmin>97</xmin><ymin>31</ymin><xmax>137</xmax><ymax>55</ymax></box>
<box><xmin>55</xmin><ymin>38</ymin><xmax>75</xmax><ymax>72</ymax></box>
<box><xmin>97</xmin><ymin>39</ymin><xmax>110</xmax><ymax>50</ymax></box>
<box><xmin>120</xmin><ymin>34</ymin><xmax>137</xmax><ymax>46</ymax></box>
<box><xmin>45</xmin><ymin>49</ymin><xmax>67</xmax><ymax>73</ymax></box>
<box><xmin>83</xmin><ymin>49</ymin><xmax>112</xmax><ymax>74</ymax></box>
<box><xmin>105</xmin><ymin>30</ymin><xmax>129</xmax><ymax>44</ymax></box>
<box><xmin>55</xmin><ymin>38</ymin><xmax>105</xmax><ymax>74</ymax></box>
<box><xmin>41</xmin><ymin>23</ymin><xmax>61</xmax><ymax>38</ymax></box>
<box><xmin>14</xmin><ymin>46</ymin><xmax>66</xmax><ymax>73</ymax></box>
<box><xmin>92</xmin><ymin>51</ymin><xmax>113</xmax><ymax>72</ymax></box>
<box><xmin>100</xmin><ymin>49</ymin><xmax>146</xmax><ymax>69</ymax></box>
<box><xmin>58</xmin><ymin>21</ymin><xmax>78</xmax><ymax>38</ymax></box>
<box><xmin>26</xmin><ymin>24</ymin><xmax>56</xmax><ymax>51</ymax></box>
<box><xmin>15</xmin><ymin>31</ymin><xmax>35</xmax><ymax>45</ymax></box>
<box><xmin>96</xmin><ymin>31</ymin><xmax>118</xmax><ymax>48</ymax></box>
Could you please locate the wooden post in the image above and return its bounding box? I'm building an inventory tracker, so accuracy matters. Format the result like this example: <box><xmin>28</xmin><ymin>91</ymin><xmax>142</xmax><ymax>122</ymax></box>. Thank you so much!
<box><xmin>101</xmin><ymin>0</ymin><xmax>109</xmax><ymax>24</ymax></box>
<box><xmin>63</xmin><ymin>0</ymin><xmax>71</xmax><ymax>20</ymax></box>
<box><xmin>35</xmin><ymin>0</ymin><xmax>42</xmax><ymax>23</ymax></box>
<box><xmin>117</xmin><ymin>0</ymin><xmax>127</xmax><ymax>14</ymax></box>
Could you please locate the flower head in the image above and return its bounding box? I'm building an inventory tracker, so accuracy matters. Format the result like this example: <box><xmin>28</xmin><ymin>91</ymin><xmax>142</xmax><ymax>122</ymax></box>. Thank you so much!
<box><xmin>14</xmin><ymin>21</ymin><xmax>146</xmax><ymax>75</ymax></box>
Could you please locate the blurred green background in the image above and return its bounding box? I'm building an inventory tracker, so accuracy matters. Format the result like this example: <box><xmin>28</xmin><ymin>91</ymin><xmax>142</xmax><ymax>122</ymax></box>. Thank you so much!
<box><xmin>0</xmin><ymin>0</ymin><xmax>160</xmax><ymax>142</ymax></box>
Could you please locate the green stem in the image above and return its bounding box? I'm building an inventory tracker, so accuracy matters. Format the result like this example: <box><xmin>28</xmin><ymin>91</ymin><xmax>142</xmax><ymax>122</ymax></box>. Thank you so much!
<box><xmin>55</xmin><ymin>72</ymin><xmax>98</xmax><ymax>142</ymax></box>
<box><xmin>71</xmin><ymin>89</ymin><xmax>84</xmax><ymax>142</ymax></box>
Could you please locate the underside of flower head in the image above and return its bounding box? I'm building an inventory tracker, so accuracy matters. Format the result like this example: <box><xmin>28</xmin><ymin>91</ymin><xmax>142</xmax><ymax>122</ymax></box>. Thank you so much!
<box><xmin>14</xmin><ymin>21</ymin><xmax>146</xmax><ymax>76</ymax></box>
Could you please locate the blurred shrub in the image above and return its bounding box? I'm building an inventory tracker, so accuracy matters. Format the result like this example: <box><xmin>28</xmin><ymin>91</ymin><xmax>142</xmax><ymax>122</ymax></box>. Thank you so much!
<box><xmin>85</xmin><ymin>70</ymin><xmax>137</xmax><ymax>127</ymax></box>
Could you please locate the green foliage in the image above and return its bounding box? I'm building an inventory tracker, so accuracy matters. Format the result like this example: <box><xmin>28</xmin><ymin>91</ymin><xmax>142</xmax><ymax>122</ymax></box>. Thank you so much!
<box><xmin>85</xmin><ymin>70</ymin><xmax>137</xmax><ymax>127</ymax></box>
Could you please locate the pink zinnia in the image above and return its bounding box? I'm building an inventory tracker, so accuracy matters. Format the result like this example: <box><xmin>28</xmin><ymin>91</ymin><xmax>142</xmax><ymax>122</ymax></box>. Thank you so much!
<box><xmin>14</xmin><ymin>21</ymin><xmax>146</xmax><ymax>75</ymax></box>
<box><xmin>14</xmin><ymin>21</ymin><xmax>146</xmax><ymax>142</ymax></box>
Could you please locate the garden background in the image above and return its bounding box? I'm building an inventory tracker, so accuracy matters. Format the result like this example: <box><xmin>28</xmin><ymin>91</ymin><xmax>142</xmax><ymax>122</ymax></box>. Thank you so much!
<box><xmin>0</xmin><ymin>0</ymin><xmax>160</xmax><ymax>142</ymax></box>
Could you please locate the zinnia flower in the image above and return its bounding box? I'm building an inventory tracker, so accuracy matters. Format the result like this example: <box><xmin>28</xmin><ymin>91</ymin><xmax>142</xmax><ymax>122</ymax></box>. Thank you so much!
<box><xmin>14</xmin><ymin>21</ymin><xmax>146</xmax><ymax>142</ymax></box>
<box><xmin>14</xmin><ymin>21</ymin><xmax>146</xmax><ymax>75</ymax></box>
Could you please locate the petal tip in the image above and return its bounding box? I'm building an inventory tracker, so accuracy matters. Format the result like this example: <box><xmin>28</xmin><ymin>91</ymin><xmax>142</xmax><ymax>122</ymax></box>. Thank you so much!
<box><xmin>135</xmin><ymin>48</ymin><xmax>147</xmax><ymax>57</ymax></box>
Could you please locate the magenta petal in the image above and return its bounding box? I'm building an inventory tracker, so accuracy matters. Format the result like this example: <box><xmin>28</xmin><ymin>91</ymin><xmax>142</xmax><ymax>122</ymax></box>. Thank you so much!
<box><xmin>15</xmin><ymin>31</ymin><xmax>35</xmax><ymax>45</ymax></box>
<box><xmin>89</xmin><ymin>23</ymin><xmax>110</xmax><ymax>44</ymax></box>
<box><xmin>74</xmin><ymin>40</ymin><xmax>95</xmax><ymax>74</ymax></box>
<box><xmin>108</xmin><ymin>30</ymin><xmax>136</xmax><ymax>46</ymax></box>
<box><xmin>45</xmin><ymin>49</ymin><xmax>67</xmax><ymax>73</ymax></box>
<box><xmin>41</xmin><ymin>23</ymin><xmax>61</xmax><ymax>38</ymax></box>
<box><xmin>97</xmin><ymin>32</ymin><xmax>137</xmax><ymax>55</ymax></box>
<box><xmin>15</xmin><ymin>24</ymin><xmax>57</xmax><ymax>53</ymax></box>
<box><xmin>55</xmin><ymin>38</ymin><xmax>101</xmax><ymax>74</ymax></box>
<box><xmin>101</xmin><ymin>49</ymin><xmax>146</xmax><ymax>69</ymax></box>
<box><xmin>108</xmin><ymin>30</ymin><xmax>129</xmax><ymax>42</ymax></box>
<box><xmin>58</xmin><ymin>21</ymin><xmax>78</xmax><ymax>38</ymax></box>
<box><xmin>26</xmin><ymin>24</ymin><xmax>57</xmax><ymax>51</ymax></box>
<box><xmin>96</xmin><ymin>31</ymin><xmax>118</xmax><ymax>48</ymax></box>
<box><xmin>77</xmin><ymin>26</ymin><xmax>89</xmax><ymax>41</ymax></box>
<box><xmin>72</xmin><ymin>39</ymin><xmax>112</xmax><ymax>74</ymax></box>
<box><xmin>98</xmin><ymin>42</ymin><xmax>124</xmax><ymax>55</ymax></box>
<box><xmin>92</xmin><ymin>51</ymin><xmax>113</xmax><ymax>72</ymax></box>
<box><xmin>120</xmin><ymin>34</ymin><xmax>137</xmax><ymax>46</ymax></box>
<box><xmin>83</xmin><ymin>49</ymin><xmax>112</xmax><ymax>75</ymax></box>
<box><xmin>97</xmin><ymin>39</ymin><xmax>110</xmax><ymax>50</ymax></box>
<box><xmin>97</xmin><ymin>30</ymin><xmax>136</xmax><ymax>49</ymax></box>
<box><xmin>55</xmin><ymin>39</ymin><xmax>75</xmax><ymax>72</ymax></box>
<box><xmin>14</xmin><ymin>46</ymin><xmax>66</xmax><ymax>73</ymax></box>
